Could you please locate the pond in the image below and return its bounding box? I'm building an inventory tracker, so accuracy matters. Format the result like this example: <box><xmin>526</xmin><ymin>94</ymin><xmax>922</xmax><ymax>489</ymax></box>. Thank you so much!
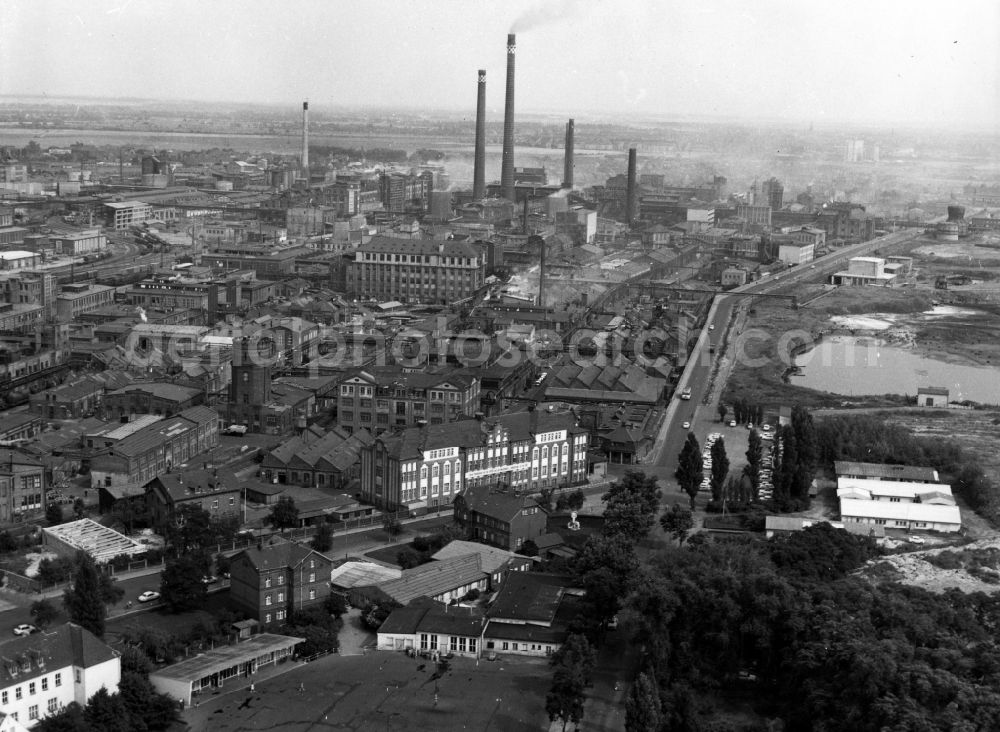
<box><xmin>790</xmin><ymin>335</ymin><xmax>1000</xmax><ymax>405</ymax></box>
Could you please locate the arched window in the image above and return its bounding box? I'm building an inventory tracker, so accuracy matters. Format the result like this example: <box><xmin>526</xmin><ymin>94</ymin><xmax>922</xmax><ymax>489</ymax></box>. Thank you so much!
<box><xmin>444</xmin><ymin>462</ymin><xmax>451</xmax><ymax>475</ymax></box>
<box><xmin>562</xmin><ymin>443</ymin><xmax>569</xmax><ymax>456</ymax></box>
<box><xmin>542</xmin><ymin>446</ymin><xmax>549</xmax><ymax>460</ymax></box>
<box><xmin>454</xmin><ymin>460</ymin><xmax>461</xmax><ymax>474</ymax></box>
<box><xmin>432</xmin><ymin>464</ymin><xmax>440</xmax><ymax>478</ymax></box>
<box><xmin>532</xmin><ymin>448</ymin><xmax>539</xmax><ymax>461</ymax></box>
<box><xmin>420</xmin><ymin>466</ymin><xmax>428</xmax><ymax>479</ymax></box>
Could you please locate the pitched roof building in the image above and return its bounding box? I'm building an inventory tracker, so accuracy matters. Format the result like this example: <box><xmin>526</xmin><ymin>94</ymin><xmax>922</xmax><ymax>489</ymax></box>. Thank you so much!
<box><xmin>361</xmin><ymin>410</ymin><xmax>588</xmax><ymax>512</ymax></box>
<box><xmin>0</xmin><ymin>623</ymin><xmax>120</xmax><ymax>728</ymax></box>
<box><xmin>228</xmin><ymin>542</ymin><xmax>334</xmax><ymax>625</ymax></box>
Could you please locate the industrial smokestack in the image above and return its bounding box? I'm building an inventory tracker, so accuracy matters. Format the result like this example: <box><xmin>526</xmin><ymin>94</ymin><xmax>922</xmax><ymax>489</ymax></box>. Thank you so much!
<box><xmin>501</xmin><ymin>34</ymin><xmax>516</xmax><ymax>201</ymax></box>
<box><xmin>473</xmin><ymin>70</ymin><xmax>487</xmax><ymax>200</ymax></box>
<box><xmin>563</xmin><ymin>119</ymin><xmax>574</xmax><ymax>189</ymax></box>
<box><xmin>537</xmin><ymin>236</ymin><xmax>546</xmax><ymax>308</ymax></box>
<box><xmin>301</xmin><ymin>101</ymin><xmax>309</xmax><ymax>173</ymax></box>
<box><xmin>626</xmin><ymin>147</ymin><xmax>638</xmax><ymax>226</ymax></box>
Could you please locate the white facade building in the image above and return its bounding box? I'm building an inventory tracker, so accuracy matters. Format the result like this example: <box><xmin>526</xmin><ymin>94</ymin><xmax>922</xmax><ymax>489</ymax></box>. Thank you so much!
<box><xmin>778</xmin><ymin>241</ymin><xmax>814</xmax><ymax>266</ymax></box>
<box><xmin>0</xmin><ymin>624</ymin><xmax>120</xmax><ymax>728</ymax></box>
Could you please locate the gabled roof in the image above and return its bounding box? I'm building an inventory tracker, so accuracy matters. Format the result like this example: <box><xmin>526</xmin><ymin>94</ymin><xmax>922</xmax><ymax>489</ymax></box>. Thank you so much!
<box><xmin>431</xmin><ymin>541</ymin><xmax>534</xmax><ymax>575</ymax></box>
<box><xmin>148</xmin><ymin>468</ymin><xmax>240</xmax><ymax>502</ymax></box>
<box><xmin>374</xmin><ymin>554</ymin><xmax>484</xmax><ymax>605</ymax></box>
<box><xmin>0</xmin><ymin>623</ymin><xmax>117</xmax><ymax>687</ymax></box>
<box><xmin>463</xmin><ymin>486</ymin><xmax>540</xmax><ymax>524</ymax></box>
<box><xmin>378</xmin><ymin>601</ymin><xmax>482</xmax><ymax>638</ymax></box>
<box><xmin>234</xmin><ymin>542</ymin><xmax>330</xmax><ymax>573</ymax></box>
<box><xmin>106</xmin><ymin>382</ymin><xmax>201</xmax><ymax>402</ymax></box>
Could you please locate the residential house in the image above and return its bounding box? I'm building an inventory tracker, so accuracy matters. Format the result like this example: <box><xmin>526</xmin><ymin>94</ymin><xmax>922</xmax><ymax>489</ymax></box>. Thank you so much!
<box><xmin>228</xmin><ymin>542</ymin><xmax>334</xmax><ymax>625</ymax></box>
<box><xmin>0</xmin><ymin>623</ymin><xmax>120</xmax><ymax>729</ymax></box>
<box><xmin>145</xmin><ymin>468</ymin><xmax>242</xmax><ymax>529</ymax></box>
<box><xmin>456</xmin><ymin>486</ymin><xmax>546</xmax><ymax>552</ymax></box>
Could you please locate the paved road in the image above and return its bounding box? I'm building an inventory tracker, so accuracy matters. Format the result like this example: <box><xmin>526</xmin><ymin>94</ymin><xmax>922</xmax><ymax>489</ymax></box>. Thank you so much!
<box><xmin>645</xmin><ymin>227</ymin><xmax>924</xmax><ymax>490</ymax></box>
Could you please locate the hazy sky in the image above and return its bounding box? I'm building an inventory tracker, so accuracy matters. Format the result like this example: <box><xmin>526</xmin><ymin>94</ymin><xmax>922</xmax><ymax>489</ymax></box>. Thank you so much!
<box><xmin>2</xmin><ymin>0</ymin><xmax>998</xmax><ymax>129</ymax></box>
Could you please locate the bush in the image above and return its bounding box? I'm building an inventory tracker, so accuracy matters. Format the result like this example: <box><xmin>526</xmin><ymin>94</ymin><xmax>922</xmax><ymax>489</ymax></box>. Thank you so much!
<box><xmin>411</xmin><ymin>536</ymin><xmax>430</xmax><ymax>552</ymax></box>
<box><xmin>462</xmin><ymin>588</ymin><xmax>480</xmax><ymax>602</ymax></box>
<box><xmin>397</xmin><ymin>550</ymin><xmax>422</xmax><ymax>569</ymax></box>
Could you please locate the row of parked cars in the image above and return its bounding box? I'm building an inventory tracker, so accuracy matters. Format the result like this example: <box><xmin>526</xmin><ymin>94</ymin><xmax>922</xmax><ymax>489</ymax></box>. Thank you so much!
<box><xmin>757</xmin><ymin>430</ymin><xmax>777</xmax><ymax>500</ymax></box>
<box><xmin>700</xmin><ymin>432</ymin><xmax>724</xmax><ymax>492</ymax></box>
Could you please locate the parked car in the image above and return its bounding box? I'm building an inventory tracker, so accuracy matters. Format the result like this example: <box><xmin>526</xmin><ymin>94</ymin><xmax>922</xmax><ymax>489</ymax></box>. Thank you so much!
<box><xmin>12</xmin><ymin>624</ymin><xmax>37</xmax><ymax>636</ymax></box>
<box><xmin>729</xmin><ymin>420</ymin><xmax>736</xmax><ymax>427</ymax></box>
<box><xmin>137</xmin><ymin>591</ymin><xmax>161</xmax><ymax>603</ymax></box>
<box><xmin>200</xmin><ymin>576</ymin><xmax>217</xmax><ymax>585</ymax></box>
<box><xmin>909</xmin><ymin>536</ymin><xmax>926</xmax><ymax>545</ymax></box>
<box><xmin>762</xmin><ymin>424</ymin><xmax>772</xmax><ymax>432</ymax></box>
<box><xmin>682</xmin><ymin>421</ymin><xmax>691</xmax><ymax>429</ymax></box>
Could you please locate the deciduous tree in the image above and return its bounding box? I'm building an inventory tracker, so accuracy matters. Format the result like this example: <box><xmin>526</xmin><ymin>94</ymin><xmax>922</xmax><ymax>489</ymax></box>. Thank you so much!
<box><xmin>546</xmin><ymin>634</ymin><xmax>597</xmax><ymax>732</ymax></box>
<box><xmin>46</xmin><ymin>502</ymin><xmax>64</xmax><ymax>526</ymax></box>
<box><xmin>311</xmin><ymin>522</ymin><xmax>333</xmax><ymax>553</ymax></box>
<box><xmin>30</xmin><ymin>598</ymin><xmax>59</xmax><ymax>629</ymax></box>
<box><xmin>160</xmin><ymin>555</ymin><xmax>207</xmax><ymax>613</ymax></box>
<box><xmin>660</xmin><ymin>504</ymin><xmax>694</xmax><ymax>546</ymax></box>
<box><xmin>602</xmin><ymin>471</ymin><xmax>662</xmax><ymax>542</ymax></box>
<box><xmin>268</xmin><ymin>496</ymin><xmax>299</xmax><ymax>531</ymax></box>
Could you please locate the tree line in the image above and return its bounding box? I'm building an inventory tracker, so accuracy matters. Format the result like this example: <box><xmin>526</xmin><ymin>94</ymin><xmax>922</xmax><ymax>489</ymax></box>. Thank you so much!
<box><xmin>625</xmin><ymin>524</ymin><xmax>1000</xmax><ymax>731</ymax></box>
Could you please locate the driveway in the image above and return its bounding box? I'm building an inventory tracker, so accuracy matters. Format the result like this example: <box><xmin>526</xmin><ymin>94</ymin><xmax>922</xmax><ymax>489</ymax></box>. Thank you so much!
<box><xmin>339</xmin><ymin>607</ymin><xmax>375</xmax><ymax>656</ymax></box>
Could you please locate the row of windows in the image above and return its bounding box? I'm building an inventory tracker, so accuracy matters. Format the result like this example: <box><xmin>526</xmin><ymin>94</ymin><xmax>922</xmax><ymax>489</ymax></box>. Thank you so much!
<box><xmin>2</xmin><ymin>672</ymin><xmax>61</xmax><ymax>705</ymax></box>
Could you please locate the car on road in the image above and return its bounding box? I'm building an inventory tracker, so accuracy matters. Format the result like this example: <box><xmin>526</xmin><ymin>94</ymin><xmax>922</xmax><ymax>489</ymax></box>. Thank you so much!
<box><xmin>909</xmin><ymin>536</ymin><xmax>926</xmax><ymax>545</ymax></box>
<box><xmin>762</xmin><ymin>424</ymin><xmax>772</xmax><ymax>432</ymax></box>
<box><xmin>200</xmin><ymin>576</ymin><xmax>217</xmax><ymax>585</ymax></box>
<box><xmin>12</xmin><ymin>624</ymin><xmax>37</xmax><ymax>636</ymax></box>
<box><xmin>137</xmin><ymin>591</ymin><xmax>161</xmax><ymax>603</ymax></box>
<box><xmin>729</xmin><ymin>420</ymin><xmax>736</xmax><ymax>427</ymax></box>
<box><xmin>682</xmin><ymin>421</ymin><xmax>691</xmax><ymax>429</ymax></box>
<box><xmin>708</xmin><ymin>324</ymin><xmax>715</xmax><ymax>330</ymax></box>
<box><xmin>747</xmin><ymin>423</ymin><xmax>754</xmax><ymax>430</ymax></box>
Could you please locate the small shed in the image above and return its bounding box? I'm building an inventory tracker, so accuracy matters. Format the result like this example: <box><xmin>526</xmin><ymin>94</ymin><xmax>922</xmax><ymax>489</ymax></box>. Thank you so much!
<box><xmin>917</xmin><ymin>386</ymin><xmax>949</xmax><ymax>407</ymax></box>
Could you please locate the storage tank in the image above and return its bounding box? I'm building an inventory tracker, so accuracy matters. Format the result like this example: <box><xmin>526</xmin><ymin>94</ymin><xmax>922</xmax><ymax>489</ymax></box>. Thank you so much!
<box><xmin>947</xmin><ymin>205</ymin><xmax>965</xmax><ymax>222</ymax></box>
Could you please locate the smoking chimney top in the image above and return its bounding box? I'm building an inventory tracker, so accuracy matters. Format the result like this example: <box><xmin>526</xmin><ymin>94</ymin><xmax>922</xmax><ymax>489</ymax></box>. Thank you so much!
<box><xmin>507</xmin><ymin>33</ymin><xmax>516</xmax><ymax>50</ymax></box>
<box><xmin>478</xmin><ymin>69</ymin><xmax>486</xmax><ymax>81</ymax></box>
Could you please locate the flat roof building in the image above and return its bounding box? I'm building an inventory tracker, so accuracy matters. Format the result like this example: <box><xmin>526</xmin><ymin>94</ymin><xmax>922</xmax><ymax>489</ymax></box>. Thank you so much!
<box><xmin>42</xmin><ymin>518</ymin><xmax>147</xmax><ymax>563</ymax></box>
<box><xmin>149</xmin><ymin>633</ymin><xmax>303</xmax><ymax>707</ymax></box>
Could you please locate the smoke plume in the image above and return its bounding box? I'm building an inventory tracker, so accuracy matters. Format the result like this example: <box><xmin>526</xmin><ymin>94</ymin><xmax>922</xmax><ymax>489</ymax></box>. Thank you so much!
<box><xmin>510</xmin><ymin>0</ymin><xmax>587</xmax><ymax>33</ymax></box>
